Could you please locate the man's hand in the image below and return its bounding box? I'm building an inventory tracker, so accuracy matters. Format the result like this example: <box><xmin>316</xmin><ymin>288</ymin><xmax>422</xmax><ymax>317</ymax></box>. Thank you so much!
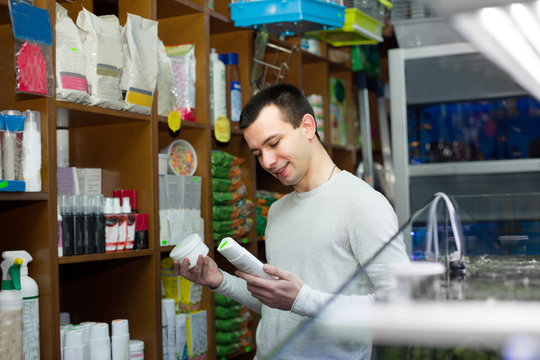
<box><xmin>173</xmin><ymin>255</ymin><xmax>224</xmax><ymax>289</ymax></box>
<box><xmin>235</xmin><ymin>264</ymin><xmax>303</xmax><ymax>310</ymax></box>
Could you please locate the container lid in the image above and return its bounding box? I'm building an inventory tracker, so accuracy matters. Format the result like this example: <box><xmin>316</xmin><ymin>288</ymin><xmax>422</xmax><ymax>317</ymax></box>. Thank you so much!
<box><xmin>217</xmin><ymin>237</ymin><xmax>243</xmax><ymax>261</ymax></box>
<box><xmin>160</xmin><ymin>139</ymin><xmax>197</xmax><ymax>176</ymax></box>
<box><xmin>89</xmin><ymin>322</ymin><xmax>109</xmax><ymax>340</ymax></box>
<box><xmin>103</xmin><ymin>197</ymin><xmax>114</xmax><ymax>215</ymax></box>
<box><xmin>121</xmin><ymin>190</ymin><xmax>138</xmax><ymax>211</ymax></box>
<box><xmin>129</xmin><ymin>340</ymin><xmax>144</xmax><ymax>351</ymax></box>
<box><xmin>226</xmin><ymin>52</ymin><xmax>238</xmax><ymax>66</ymax></box>
<box><xmin>112</xmin><ymin>319</ymin><xmax>129</xmax><ymax>336</ymax></box>
<box><xmin>121</xmin><ymin>196</ymin><xmax>131</xmax><ymax>213</ymax></box>
<box><xmin>134</xmin><ymin>213</ymin><xmax>148</xmax><ymax>231</ymax></box>
<box><xmin>4</xmin><ymin>115</ymin><xmax>25</xmax><ymax>132</ymax></box>
<box><xmin>170</xmin><ymin>233</ymin><xmax>205</xmax><ymax>261</ymax></box>
<box><xmin>112</xmin><ymin>198</ymin><xmax>122</xmax><ymax>215</ymax></box>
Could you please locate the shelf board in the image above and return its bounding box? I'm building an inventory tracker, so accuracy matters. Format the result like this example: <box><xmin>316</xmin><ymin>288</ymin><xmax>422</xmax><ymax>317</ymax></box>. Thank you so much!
<box><xmin>209</xmin><ymin>9</ymin><xmax>240</xmax><ymax>34</ymax></box>
<box><xmin>56</xmin><ymin>101</ymin><xmax>151</xmax><ymax>128</ymax></box>
<box><xmin>157</xmin><ymin>116</ymin><xmax>208</xmax><ymax>130</ymax></box>
<box><xmin>157</xmin><ymin>0</ymin><xmax>205</xmax><ymax>19</ymax></box>
<box><xmin>300</xmin><ymin>49</ymin><xmax>327</xmax><ymax>64</ymax></box>
<box><xmin>160</xmin><ymin>245</ymin><xmax>175</xmax><ymax>253</ymax></box>
<box><xmin>58</xmin><ymin>249</ymin><xmax>154</xmax><ymax>264</ymax></box>
<box><xmin>0</xmin><ymin>192</ymin><xmax>48</xmax><ymax>201</ymax></box>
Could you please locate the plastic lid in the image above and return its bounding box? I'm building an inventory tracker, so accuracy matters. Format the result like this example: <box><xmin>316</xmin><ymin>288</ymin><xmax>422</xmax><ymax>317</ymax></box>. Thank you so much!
<box><xmin>0</xmin><ymin>115</ymin><xmax>4</xmax><ymax>130</ymax></box>
<box><xmin>218</xmin><ymin>54</ymin><xmax>227</xmax><ymax>64</ymax></box>
<box><xmin>129</xmin><ymin>340</ymin><xmax>144</xmax><ymax>351</ymax></box>
<box><xmin>22</xmin><ymin>110</ymin><xmax>40</xmax><ymax>131</ymax></box>
<box><xmin>95</xmin><ymin>195</ymin><xmax>104</xmax><ymax>213</ymax></box>
<box><xmin>121</xmin><ymin>190</ymin><xmax>138</xmax><ymax>211</ymax></box>
<box><xmin>4</xmin><ymin>115</ymin><xmax>25</xmax><ymax>132</ymax></box>
<box><xmin>89</xmin><ymin>322</ymin><xmax>109</xmax><ymax>340</ymax></box>
<box><xmin>64</xmin><ymin>328</ymin><xmax>85</xmax><ymax>347</ymax></box>
<box><xmin>112</xmin><ymin>319</ymin><xmax>129</xmax><ymax>336</ymax></box>
<box><xmin>169</xmin><ymin>233</ymin><xmax>209</xmax><ymax>269</ymax></box>
<box><xmin>112</xmin><ymin>198</ymin><xmax>122</xmax><ymax>215</ymax></box>
<box><xmin>121</xmin><ymin>196</ymin><xmax>131</xmax><ymax>213</ymax></box>
<box><xmin>104</xmin><ymin>197</ymin><xmax>114</xmax><ymax>215</ymax></box>
<box><xmin>134</xmin><ymin>213</ymin><xmax>148</xmax><ymax>231</ymax></box>
<box><xmin>1</xmin><ymin>110</ymin><xmax>21</xmax><ymax>116</ymax></box>
<box><xmin>226</xmin><ymin>52</ymin><xmax>239</xmax><ymax>66</ymax></box>
<box><xmin>217</xmin><ymin>237</ymin><xmax>243</xmax><ymax>261</ymax></box>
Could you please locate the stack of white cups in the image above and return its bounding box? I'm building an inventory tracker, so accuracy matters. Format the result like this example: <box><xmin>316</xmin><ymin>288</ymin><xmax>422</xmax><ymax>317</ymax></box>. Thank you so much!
<box><xmin>89</xmin><ymin>322</ymin><xmax>111</xmax><ymax>360</ymax></box>
<box><xmin>162</xmin><ymin>299</ymin><xmax>176</xmax><ymax>360</ymax></box>
<box><xmin>64</xmin><ymin>327</ymin><xmax>86</xmax><ymax>360</ymax></box>
<box><xmin>111</xmin><ymin>319</ymin><xmax>130</xmax><ymax>360</ymax></box>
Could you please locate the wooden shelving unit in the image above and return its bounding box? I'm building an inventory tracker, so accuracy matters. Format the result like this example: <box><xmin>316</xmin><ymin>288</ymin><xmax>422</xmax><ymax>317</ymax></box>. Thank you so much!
<box><xmin>0</xmin><ymin>0</ymin><xmax>369</xmax><ymax>358</ymax></box>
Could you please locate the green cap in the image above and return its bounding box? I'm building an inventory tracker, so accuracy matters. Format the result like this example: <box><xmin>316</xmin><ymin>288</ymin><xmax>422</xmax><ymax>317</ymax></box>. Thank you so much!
<box><xmin>1</xmin><ymin>257</ymin><xmax>22</xmax><ymax>291</ymax></box>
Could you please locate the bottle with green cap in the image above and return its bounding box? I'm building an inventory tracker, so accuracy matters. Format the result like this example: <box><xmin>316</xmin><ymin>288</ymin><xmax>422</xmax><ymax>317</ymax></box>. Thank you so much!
<box><xmin>0</xmin><ymin>256</ymin><xmax>24</xmax><ymax>359</ymax></box>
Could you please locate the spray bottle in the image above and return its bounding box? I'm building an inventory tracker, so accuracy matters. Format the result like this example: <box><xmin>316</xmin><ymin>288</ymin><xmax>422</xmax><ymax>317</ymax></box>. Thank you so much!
<box><xmin>0</xmin><ymin>256</ymin><xmax>23</xmax><ymax>359</ymax></box>
<box><xmin>3</xmin><ymin>251</ymin><xmax>40</xmax><ymax>359</ymax></box>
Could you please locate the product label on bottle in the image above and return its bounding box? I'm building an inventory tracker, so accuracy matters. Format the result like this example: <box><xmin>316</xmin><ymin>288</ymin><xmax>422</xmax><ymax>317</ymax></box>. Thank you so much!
<box><xmin>230</xmin><ymin>81</ymin><xmax>241</xmax><ymax>122</ymax></box>
<box><xmin>126</xmin><ymin>218</ymin><xmax>135</xmax><ymax>250</ymax></box>
<box><xmin>117</xmin><ymin>215</ymin><xmax>127</xmax><ymax>251</ymax></box>
<box><xmin>23</xmin><ymin>296</ymin><xmax>40</xmax><ymax>360</ymax></box>
<box><xmin>105</xmin><ymin>215</ymin><xmax>118</xmax><ymax>252</ymax></box>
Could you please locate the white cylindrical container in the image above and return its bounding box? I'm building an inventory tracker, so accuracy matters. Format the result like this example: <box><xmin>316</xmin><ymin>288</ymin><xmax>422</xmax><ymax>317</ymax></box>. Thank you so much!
<box><xmin>217</xmin><ymin>237</ymin><xmax>275</xmax><ymax>279</ymax></box>
<box><xmin>129</xmin><ymin>340</ymin><xmax>144</xmax><ymax>359</ymax></box>
<box><xmin>89</xmin><ymin>322</ymin><xmax>111</xmax><ymax>360</ymax></box>
<box><xmin>57</xmin><ymin>129</ymin><xmax>70</xmax><ymax>168</ymax></box>
<box><xmin>21</xmin><ymin>110</ymin><xmax>42</xmax><ymax>192</ymax></box>
<box><xmin>64</xmin><ymin>328</ymin><xmax>86</xmax><ymax>360</ymax></box>
<box><xmin>161</xmin><ymin>306</ymin><xmax>168</xmax><ymax>360</ymax></box>
<box><xmin>111</xmin><ymin>319</ymin><xmax>130</xmax><ymax>360</ymax></box>
<box><xmin>80</xmin><ymin>322</ymin><xmax>96</xmax><ymax>359</ymax></box>
<box><xmin>2</xmin><ymin>250</ymin><xmax>40</xmax><ymax>360</ymax></box>
<box><xmin>210</xmin><ymin>48</ymin><xmax>226</xmax><ymax>125</ymax></box>
<box><xmin>161</xmin><ymin>299</ymin><xmax>176</xmax><ymax>360</ymax></box>
<box><xmin>169</xmin><ymin>233</ymin><xmax>209</xmax><ymax>269</ymax></box>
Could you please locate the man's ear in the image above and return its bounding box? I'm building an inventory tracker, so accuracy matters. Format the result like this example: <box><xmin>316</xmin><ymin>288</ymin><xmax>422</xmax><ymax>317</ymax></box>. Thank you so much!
<box><xmin>301</xmin><ymin>114</ymin><xmax>317</xmax><ymax>140</ymax></box>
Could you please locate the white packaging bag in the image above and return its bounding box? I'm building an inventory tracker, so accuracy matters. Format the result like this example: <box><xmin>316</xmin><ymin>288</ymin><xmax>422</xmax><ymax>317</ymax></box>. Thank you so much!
<box><xmin>77</xmin><ymin>8</ymin><xmax>125</xmax><ymax>110</ymax></box>
<box><xmin>120</xmin><ymin>13</ymin><xmax>159</xmax><ymax>115</ymax></box>
<box><xmin>55</xmin><ymin>3</ymin><xmax>90</xmax><ymax>104</ymax></box>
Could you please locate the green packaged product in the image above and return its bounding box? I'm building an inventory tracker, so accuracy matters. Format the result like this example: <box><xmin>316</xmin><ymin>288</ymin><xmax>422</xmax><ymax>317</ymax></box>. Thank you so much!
<box><xmin>212</xmin><ymin>185</ymin><xmax>247</xmax><ymax>205</ymax></box>
<box><xmin>212</xmin><ymin>164</ymin><xmax>241</xmax><ymax>179</ymax></box>
<box><xmin>212</xmin><ymin>177</ymin><xmax>244</xmax><ymax>192</ymax></box>
<box><xmin>213</xmin><ymin>204</ymin><xmax>239</xmax><ymax>221</ymax></box>
<box><xmin>213</xmin><ymin>217</ymin><xmax>244</xmax><ymax>233</ymax></box>
<box><xmin>215</xmin><ymin>293</ymin><xmax>240</xmax><ymax>307</ymax></box>
<box><xmin>216</xmin><ymin>330</ymin><xmax>243</xmax><ymax>345</ymax></box>
<box><xmin>216</xmin><ymin>316</ymin><xmax>247</xmax><ymax>332</ymax></box>
<box><xmin>215</xmin><ymin>304</ymin><xmax>243</xmax><ymax>319</ymax></box>
<box><xmin>216</xmin><ymin>343</ymin><xmax>242</xmax><ymax>357</ymax></box>
<box><xmin>213</xmin><ymin>228</ymin><xmax>246</xmax><ymax>242</ymax></box>
<box><xmin>212</xmin><ymin>150</ymin><xmax>244</xmax><ymax>167</ymax></box>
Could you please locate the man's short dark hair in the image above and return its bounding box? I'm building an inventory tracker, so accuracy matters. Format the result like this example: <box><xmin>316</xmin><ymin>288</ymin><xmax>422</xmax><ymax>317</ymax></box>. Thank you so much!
<box><xmin>240</xmin><ymin>83</ymin><xmax>320</xmax><ymax>140</ymax></box>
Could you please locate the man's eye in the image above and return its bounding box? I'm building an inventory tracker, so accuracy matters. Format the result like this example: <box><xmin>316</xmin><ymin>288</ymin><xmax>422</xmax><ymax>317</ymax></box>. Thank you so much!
<box><xmin>270</xmin><ymin>141</ymin><xmax>280</xmax><ymax>147</ymax></box>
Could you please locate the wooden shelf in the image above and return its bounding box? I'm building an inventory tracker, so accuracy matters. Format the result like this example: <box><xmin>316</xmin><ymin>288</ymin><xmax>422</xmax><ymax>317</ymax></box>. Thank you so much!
<box><xmin>58</xmin><ymin>249</ymin><xmax>154</xmax><ymax>264</ymax></box>
<box><xmin>56</xmin><ymin>101</ymin><xmax>151</xmax><ymax>128</ymax></box>
<box><xmin>157</xmin><ymin>0</ymin><xmax>205</xmax><ymax>19</ymax></box>
<box><xmin>0</xmin><ymin>192</ymin><xmax>48</xmax><ymax>201</ymax></box>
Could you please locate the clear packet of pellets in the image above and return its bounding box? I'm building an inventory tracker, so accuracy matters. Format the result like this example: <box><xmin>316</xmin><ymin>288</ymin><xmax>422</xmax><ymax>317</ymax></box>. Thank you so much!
<box><xmin>165</xmin><ymin>44</ymin><xmax>197</xmax><ymax>122</ymax></box>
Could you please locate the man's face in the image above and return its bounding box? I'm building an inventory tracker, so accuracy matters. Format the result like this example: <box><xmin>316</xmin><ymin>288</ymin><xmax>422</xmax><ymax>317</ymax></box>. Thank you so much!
<box><xmin>243</xmin><ymin>105</ymin><xmax>310</xmax><ymax>187</ymax></box>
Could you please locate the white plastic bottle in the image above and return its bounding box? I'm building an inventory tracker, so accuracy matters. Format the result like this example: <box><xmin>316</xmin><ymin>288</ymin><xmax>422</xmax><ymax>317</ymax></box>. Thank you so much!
<box><xmin>114</xmin><ymin>198</ymin><xmax>127</xmax><ymax>251</ymax></box>
<box><xmin>122</xmin><ymin>197</ymin><xmax>135</xmax><ymax>250</ymax></box>
<box><xmin>3</xmin><ymin>250</ymin><xmax>40</xmax><ymax>360</ymax></box>
<box><xmin>210</xmin><ymin>48</ymin><xmax>227</xmax><ymax>125</ymax></box>
<box><xmin>217</xmin><ymin>237</ymin><xmax>275</xmax><ymax>280</ymax></box>
<box><xmin>0</xmin><ymin>256</ymin><xmax>24</xmax><ymax>359</ymax></box>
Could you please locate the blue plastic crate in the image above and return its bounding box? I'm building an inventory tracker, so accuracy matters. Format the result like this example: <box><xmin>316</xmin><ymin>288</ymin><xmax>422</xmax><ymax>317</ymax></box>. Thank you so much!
<box><xmin>230</xmin><ymin>0</ymin><xmax>346</xmax><ymax>34</ymax></box>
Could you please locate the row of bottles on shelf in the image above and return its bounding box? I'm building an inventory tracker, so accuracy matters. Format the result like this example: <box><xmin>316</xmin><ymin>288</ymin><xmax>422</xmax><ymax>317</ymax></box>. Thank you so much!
<box><xmin>60</xmin><ymin>312</ymin><xmax>144</xmax><ymax>360</ymax></box>
<box><xmin>0</xmin><ymin>109</ymin><xmax>41</xmax><ymax>192</ymax></box>
<box><xmin>58</xmin><ymin>192</ymin><xmax>148</xmax><ymax>257</ymax></box>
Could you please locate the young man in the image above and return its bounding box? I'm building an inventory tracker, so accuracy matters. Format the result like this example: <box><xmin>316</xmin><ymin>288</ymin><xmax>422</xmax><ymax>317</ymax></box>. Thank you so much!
<box><xmin>175</xmin><ymin>83</ymin><xmax>409</xmax><ymax>359</ymax></box>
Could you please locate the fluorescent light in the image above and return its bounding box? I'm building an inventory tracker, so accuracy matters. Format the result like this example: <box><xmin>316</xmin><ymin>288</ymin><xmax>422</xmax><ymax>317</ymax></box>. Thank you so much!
<box><xmin>449</xmin><ymin>1</ymin><xmax>540</xmax><ymax>101</ymax></box>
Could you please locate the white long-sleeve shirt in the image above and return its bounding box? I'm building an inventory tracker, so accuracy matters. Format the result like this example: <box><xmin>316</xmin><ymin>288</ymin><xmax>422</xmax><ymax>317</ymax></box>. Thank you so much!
<box><xmin>214</xmin><ymin>171</ymin><xmax>410</xmax><ymax>359</ymax></box>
